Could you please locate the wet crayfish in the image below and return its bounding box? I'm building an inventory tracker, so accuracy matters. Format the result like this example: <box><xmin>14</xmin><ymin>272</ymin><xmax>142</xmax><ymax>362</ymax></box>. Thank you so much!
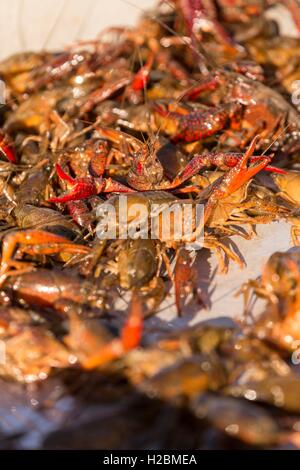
<box><xmin>0</xmin><ymin>292</ymin><xmax>143</xmax><ymax>382</ymax></box>
<box><xmin>0</xmin><ymin>0</ymin><xmax>299</xmax><ymax>451</ymax></box>
<box><xmin>241</xmin><ymin>250</ymin><xmax>300</xmax><ymax>351</ymax></box>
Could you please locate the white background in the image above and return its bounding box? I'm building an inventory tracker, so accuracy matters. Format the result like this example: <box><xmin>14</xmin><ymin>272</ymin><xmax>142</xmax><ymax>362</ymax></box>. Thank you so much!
<box><xmin>0</xmin><ymin>0</ymin><xmax>154</xmax><ymax>59</ymax></box>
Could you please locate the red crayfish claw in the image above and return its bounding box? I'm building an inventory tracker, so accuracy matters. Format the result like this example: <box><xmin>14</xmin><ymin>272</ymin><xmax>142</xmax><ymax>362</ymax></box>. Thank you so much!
<box><xmin>48</xmin><ymin>164</ymin><xmax>135</xmax><ymax>204</ymax></box>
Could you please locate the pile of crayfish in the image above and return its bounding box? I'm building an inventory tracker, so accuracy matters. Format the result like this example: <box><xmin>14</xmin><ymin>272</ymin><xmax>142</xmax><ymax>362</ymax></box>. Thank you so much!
<box><xmin>1</xmin><ymin>0</ymin><xmax>300</xmax><ymax>450</ymax></box>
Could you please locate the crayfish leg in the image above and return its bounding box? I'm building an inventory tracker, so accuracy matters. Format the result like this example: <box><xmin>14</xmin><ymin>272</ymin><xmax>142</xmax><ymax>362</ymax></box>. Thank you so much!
<box><xmin>174</xmin><ymin>248</ymin><xmax>194</xmax><ymax>316</ymax></box>
<box><xmin>174</xmin><ymin>248</ymin><xmax>205</xmax><ymax>316</ymax></box>
<box><xmin>121</xmin><ymin>291</ymin><xmax>143</xmax><ymax>351</ymax></box>
<box><xmin>0</xmin><ymin>229</ymin><xmax>90</xmax><ymax>280</ymax></box>
<box><xmin>82</xmin><ymin>292</ymin><xmax>143</xmax><ymax>370</ymax></box>
<box><xmin>291</xmin><ymin>225</ymin><xmax>300</xmax><ymax>246</ymax></box>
